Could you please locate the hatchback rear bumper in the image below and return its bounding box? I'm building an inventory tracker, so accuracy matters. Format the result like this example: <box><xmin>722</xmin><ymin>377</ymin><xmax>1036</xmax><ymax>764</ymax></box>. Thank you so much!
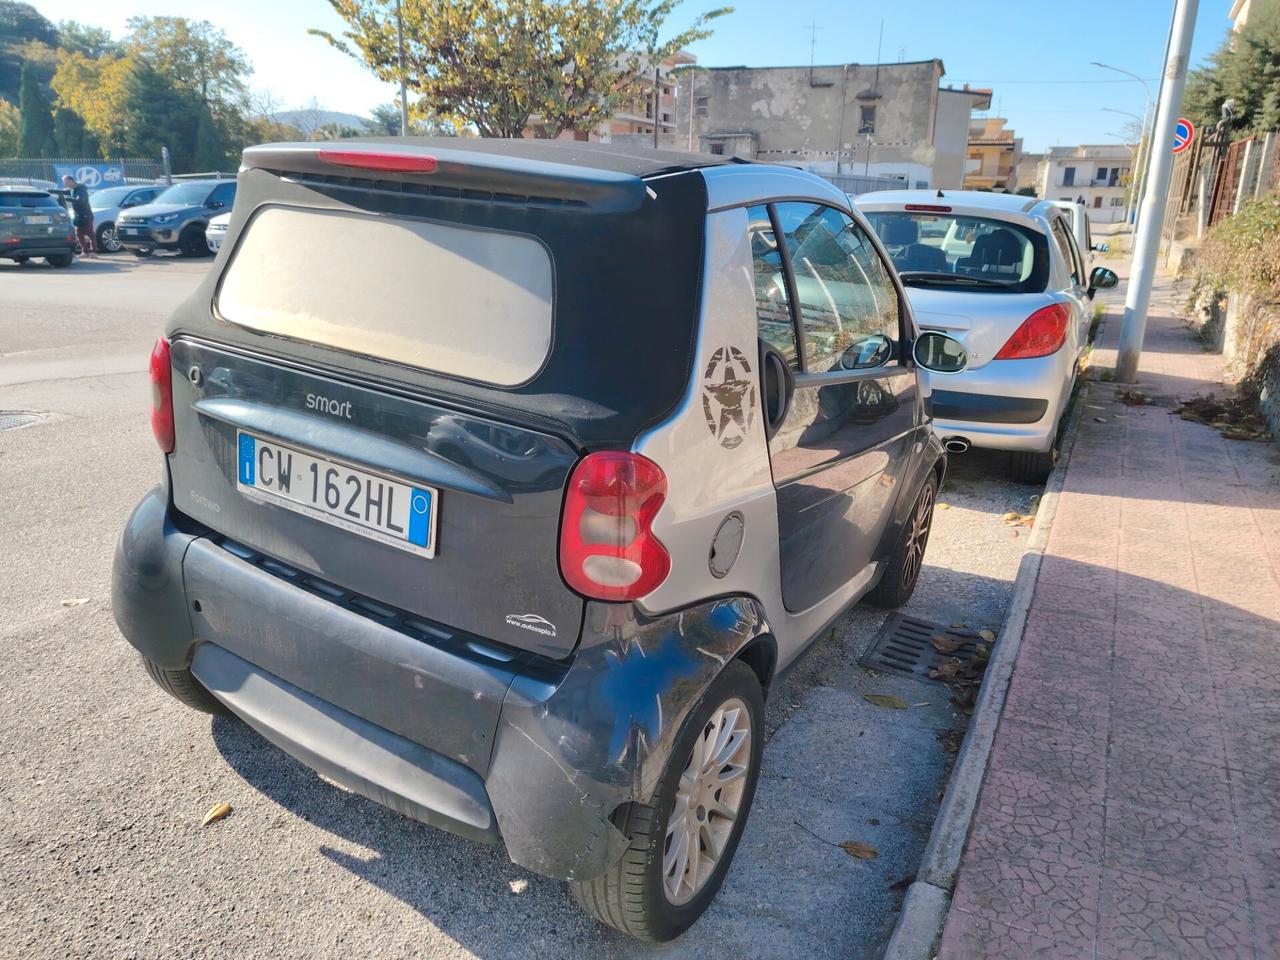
<box><xmin>112</xmin><ymin>484</ymin><xmax>772</xmax><ymax>882</ymax></box>
<box><xmin>2</xmin><ymin>240</ymin><xmax>75</xmax><ymax>259</ymax></box>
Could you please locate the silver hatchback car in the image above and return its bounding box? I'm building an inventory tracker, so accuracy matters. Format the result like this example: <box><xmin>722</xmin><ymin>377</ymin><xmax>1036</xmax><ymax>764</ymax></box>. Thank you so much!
<box><xmin>855</xmin><ymin>190</ymin><xmax>1117</xmax><ymax>482</ymax></box>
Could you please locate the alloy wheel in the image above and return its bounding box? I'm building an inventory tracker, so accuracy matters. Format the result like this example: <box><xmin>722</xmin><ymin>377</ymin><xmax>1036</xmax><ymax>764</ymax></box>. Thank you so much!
<box><xmin>99</xmin><ymin>226</ymin><xmax>122</xmax><ymax>253</ymax></box>
<box><xmin>902</xmin><ymin>482</ymin><xmax>935</xmax><ymax>590</ymax></box>
<box><xmin>662</xmin><ymin>697</ymin><xmax>752</xmax><ymax>906</ymax></box>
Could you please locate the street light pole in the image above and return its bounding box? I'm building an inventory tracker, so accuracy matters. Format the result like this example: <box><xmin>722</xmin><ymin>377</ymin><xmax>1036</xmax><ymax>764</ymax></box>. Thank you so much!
<box><xmin>1115</xmin><ymin>0</ymin><xmax>1200</xmax><ymax>383</ymax></box>
<box><xmin>396</xmin><ymin>0</ymin><xmax>410</xmax><ymax>137</ymax></box>
<box><xmin>1104</xmin><ymin>108</ymin><xmax>1145</xmax><ymax>224</ymax></box>
<box><xmin>1093</xmin><ymin>61</ymin><xmax>1153</xmax><ymax>226</ymax></box>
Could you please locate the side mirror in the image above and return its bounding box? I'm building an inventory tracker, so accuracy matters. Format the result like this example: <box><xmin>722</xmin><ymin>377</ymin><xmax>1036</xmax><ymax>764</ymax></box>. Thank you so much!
<box><xmin>206</xmin><ymin>200</ymin><xmax>225</xmax><ymax>209</ymax></box>
<box><xmin>1087</xmin><ymin>266</ymin><xmax>1119</xmax><ymax>299</ymax></box>
<box><xmin>1092</xmin><ymin>242</ymin><xmax>1110</xmax><ymax>253</ymax></box>
<box><xmin>913</xmin><ymin>332</ymin><xmax>968</xmax><ymax>374</ymax></box>
<box><xmin>840</xmin><ymin>333</ymin><xmax>895</xmax><ymax>370</ymax></box>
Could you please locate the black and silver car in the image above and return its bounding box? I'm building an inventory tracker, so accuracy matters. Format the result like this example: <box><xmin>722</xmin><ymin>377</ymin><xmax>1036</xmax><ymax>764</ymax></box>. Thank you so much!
<box><xmin>112</xmin><ymin>140</ymin><xmax>967</xmax><ymax>942</ymax></box>
<box><xmin>88</xmin><ymin>183</ymin><xmax>164</xmax><ymax>253</ymax></box>
<box><xmin>0</xmin><ymin>187</ymin><xmax>75</xmax><ymax>267</ymax></box>
<box><xmin>115</xmin><ymin>179</ymin><xmax>235</xmax><ymax>257</ymax></box>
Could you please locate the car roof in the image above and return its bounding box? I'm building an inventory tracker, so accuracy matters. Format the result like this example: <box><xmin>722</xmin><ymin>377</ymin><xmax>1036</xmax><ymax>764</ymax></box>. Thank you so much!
<box><xmin>853</xmin><ymin>188</ymin><xmax>1062</xmax><ymax>227</ymax></box>
<box><xmin>0</xmin><ymin>186</ymin><xmax>54</xmax><ymax>197</ymax></box>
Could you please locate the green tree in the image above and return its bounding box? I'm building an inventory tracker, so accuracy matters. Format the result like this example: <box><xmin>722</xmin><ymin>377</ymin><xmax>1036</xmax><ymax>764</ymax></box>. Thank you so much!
<box><xmin>120</xmin><ymin>63</ymin><xmax>201</xmax><ymax>171</ymax></box>
<box><xmin>365</xmin><ymin>100</ymin><xmax>459</xmax><ymax>136</ymax></box>
<box><xmin>0</xmin><ymin>97</ymin><xmax>20</xmax><ymax>155</ymax></box>
<box><xmin>313</xmin><ymin>0</ymin><xmax>729</xmax><ymax>138</ymax></box>
<box><xmin>0</xmin><ymin>1</ymin><xmax>58</xmax><ymax>102</ymax></box>
<box><xmin>57</xmin><ymin>20</ymin><xmax>120</xmax><ymax>58</ymax></box>
<box><xmin>193</xmin><ymin>102</ymin><xmax>228</xmax><ymax>169</ymax></box>
<box><xmin>125</xmin><ymin>17</ymin><xmax>249</xmax><ymax>113</ymax></box>
<box><xmin>53</xmin><ymin>105</ymin><xmax>97</xmax><ymax>155</ymax></box>
<box><xmin>17</xmin><ymin>60</ymin><xmax>55</xmax><ymax>156</ymax></box>
<box><xmin>312</xmin><ymin>121</ymin><xmax>364</xmax><ymax>140</ymax></box>
<box><xmin>1184</xmin><ymin>4</ymin><xmax>1280</xmax><ymax>134</ymax></box>
<box><xmin>50</xmin><ymin>50</ymin><xmax>132</xmax><ymax>155</ymax></box>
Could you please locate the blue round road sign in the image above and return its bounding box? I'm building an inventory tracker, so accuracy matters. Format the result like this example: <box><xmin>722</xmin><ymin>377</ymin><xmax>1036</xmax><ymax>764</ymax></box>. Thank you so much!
<box><xmin>1173</xmin><ymin>117</ymin><xmax>1194</xmax><ymax>154</ymax></box>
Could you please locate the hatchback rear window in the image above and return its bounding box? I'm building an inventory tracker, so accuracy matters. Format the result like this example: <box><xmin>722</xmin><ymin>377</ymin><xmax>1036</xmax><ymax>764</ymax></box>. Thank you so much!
<box><xmin>216</xmin><ymin>205</ymin><xmax>554</xmax><ymax>387</ymax></box>
<box><xmin>0</xmin><ymin>192</ymin><xmax>59</xmax><ymax>208</ymax></box>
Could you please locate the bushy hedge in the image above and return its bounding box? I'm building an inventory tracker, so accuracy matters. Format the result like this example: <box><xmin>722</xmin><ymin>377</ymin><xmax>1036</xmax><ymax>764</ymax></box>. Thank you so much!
<box><xmin>1194</xmin><ymin>194</ymin><xmax>1280</xmax><ymax>300</ymax></box>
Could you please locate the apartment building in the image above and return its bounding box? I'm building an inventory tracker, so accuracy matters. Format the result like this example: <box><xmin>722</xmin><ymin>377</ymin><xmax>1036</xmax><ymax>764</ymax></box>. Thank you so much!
<box><xmin>676</xmin><ymin>60</ymin><xmax>992</xmax><ymax>189</ymax></box>
<box><xmin>1037</xmin><ymin>144</ymin><xmax>1134</xmax><ymax>223</ymax></box>
<box><xmin>963</xmin><ymin>118</ymin><xmax>1023</xmax><ymax>192</ymax></box>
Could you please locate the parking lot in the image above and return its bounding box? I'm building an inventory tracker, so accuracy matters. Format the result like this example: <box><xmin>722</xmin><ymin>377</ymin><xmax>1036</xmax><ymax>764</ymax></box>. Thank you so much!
<box><xmin>0</xmin><ymin>256</ymin><xmax>1041</xmax><ymax>959</ymax></box>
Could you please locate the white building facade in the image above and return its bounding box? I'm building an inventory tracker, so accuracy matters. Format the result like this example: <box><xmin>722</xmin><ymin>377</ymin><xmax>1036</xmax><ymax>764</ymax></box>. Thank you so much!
<box><xmin>1037</xmin><ymin>145</ymin><xmax>1134</xmax><ymax>224</ymax></box>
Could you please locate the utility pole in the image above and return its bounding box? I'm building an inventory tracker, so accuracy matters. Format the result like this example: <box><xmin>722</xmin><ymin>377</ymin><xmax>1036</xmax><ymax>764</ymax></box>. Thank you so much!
<box><xmin>1093</xmin><ymin>62</ymin><xmax>1153</xmax><ymax>226</ymax></box>
<box><xmin>654</xmin><ymin>65</ymin><xmax>661</xmax><ymax>149</ymax></box>
<box><xmin>1116</xmin><ymin>0</ymin><xmax>1199</xmax><ymax>383</ymax></box>
<box><xmin>396</xmin><ymin>0</ymin><xmax>410</xmax><ymax>137</ymax></box>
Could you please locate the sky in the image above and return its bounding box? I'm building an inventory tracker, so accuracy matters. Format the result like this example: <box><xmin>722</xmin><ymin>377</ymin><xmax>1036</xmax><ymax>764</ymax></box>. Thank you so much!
<box><xmin>30</xmin><ymin>0</ymin><xmax>1238</xmax><ymax>152</ymax></box>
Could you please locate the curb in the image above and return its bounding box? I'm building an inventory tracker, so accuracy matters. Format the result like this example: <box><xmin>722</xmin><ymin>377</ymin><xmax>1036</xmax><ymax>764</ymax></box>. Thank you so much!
<box><xmin>880</xmin><ymin>392</ymin><xmax>1087</xmax><ymax>960</ymax></box>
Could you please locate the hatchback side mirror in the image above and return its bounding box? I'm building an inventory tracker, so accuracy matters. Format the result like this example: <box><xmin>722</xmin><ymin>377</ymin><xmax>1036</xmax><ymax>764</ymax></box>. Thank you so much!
<box><xmin>1087</xmin><ymin>266</ymin><xmax>1119</xmax><ymax>299</ymax></box>
<box><xmin>206</xmin><ymin>199</ymin><xmax>225</xmax><ymax>209</ymax></box>
<box><xmin>840</xmin><ymin>333</ymin><xmax>895</xmax><ymax>370</ymax></box>
<box><xmin>913</xmin><ymin>332</ymin><xmax>968</xmax><ymax>373</ymax></box>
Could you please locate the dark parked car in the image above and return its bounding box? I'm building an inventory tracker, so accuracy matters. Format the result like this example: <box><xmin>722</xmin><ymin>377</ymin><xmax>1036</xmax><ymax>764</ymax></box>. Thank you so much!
<box><xmin>112</xmin><ymin>140</ymin><xmax>967</xmax><ymax>942</ymax></box>
<box><xmin>88</xmin><ymin>183</ymin><xmax>165</xmax><ymax>253</ymax></box>
<box><xmin>0</xmin><ymin>187</ymin><xmax>75</xmax><ymax>267</ymax></box>
<box><xmin>115</xmin><ymin>179</ymin><xmax>235</xmax><ymax>257</ymax></box>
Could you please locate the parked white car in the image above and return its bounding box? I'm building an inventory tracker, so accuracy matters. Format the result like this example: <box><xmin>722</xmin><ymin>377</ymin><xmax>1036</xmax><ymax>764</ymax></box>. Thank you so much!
<box><xmin>855</xmin><ymin>190</ymin><xmax>1117</xmax><ymax>482</ymax></box>
<box><xmin>1051</xmin><ymin>199</ymin><xmax>1109</xmax><ymax>271</ymax></box>
<box><xmin>205</xmin><ymin>211</ymin><xmax>231</xmax><ymax>252</ymax></box>
<box><xmin>89</xmin><ymin>183</ymin><xmax>164</xmax><ymax>253</ymax></box>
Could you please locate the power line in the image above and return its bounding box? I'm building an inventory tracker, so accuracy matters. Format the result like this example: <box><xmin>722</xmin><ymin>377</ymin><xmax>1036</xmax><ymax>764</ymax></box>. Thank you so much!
<box><xmin>955</xmin><ymin>78</ymin><xmax>1161</xmax><ymax>85</ymax></box>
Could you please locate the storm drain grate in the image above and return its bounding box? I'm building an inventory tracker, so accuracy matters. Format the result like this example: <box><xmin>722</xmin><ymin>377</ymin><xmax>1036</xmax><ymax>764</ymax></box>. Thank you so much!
<box><xmin>0</xmin><ymin>411</ymin><xmax>42</xmax><ymax>432</ymax></box>
<box><xmin>860</xmin><ymin>614</ymin><xmax>989</xmax><ymax>684</ymax></box>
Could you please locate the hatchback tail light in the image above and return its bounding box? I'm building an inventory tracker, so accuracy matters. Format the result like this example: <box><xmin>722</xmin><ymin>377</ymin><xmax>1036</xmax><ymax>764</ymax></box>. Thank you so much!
<box><xmin>559</xmin><ymin>452</ymin><xmax>671</xmax><ymax>601</ymax></box>
<box><xmin>994</xmin><ymin>303</ymin><xmax>1071</xmax><ymax>360</ymax></box>
<box><xmin>149</xmin><ymin>337</ymin><xmax>175</xmax><ymax>453</ymax></box>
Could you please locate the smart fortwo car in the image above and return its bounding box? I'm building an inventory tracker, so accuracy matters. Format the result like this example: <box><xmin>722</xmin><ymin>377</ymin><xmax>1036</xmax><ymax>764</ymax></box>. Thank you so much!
<box><xmin>112</xmin><ymin>140</ymin><xmax>968</xmax><ymax>942</ymax></box>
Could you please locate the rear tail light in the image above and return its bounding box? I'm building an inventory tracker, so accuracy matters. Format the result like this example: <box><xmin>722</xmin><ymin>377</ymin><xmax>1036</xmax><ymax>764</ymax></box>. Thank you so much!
<box><xmin>317</xmin><ymin>149</ymin><xmax>438</xmax><ymax>174</ymax></box>
<box><xmin>559</xmin><ymin>452</ymin><xmax>671</xmax><ymax>601</ymax></box>
<box><xmin>149</xmin><ymin>337</ymin><xmax>175</xmax><ymax>453</ymax></box>
<box><xmin>994</xmin><ymin>303</ymin><xmax>1071</xmax><ymax>360</ymax></box>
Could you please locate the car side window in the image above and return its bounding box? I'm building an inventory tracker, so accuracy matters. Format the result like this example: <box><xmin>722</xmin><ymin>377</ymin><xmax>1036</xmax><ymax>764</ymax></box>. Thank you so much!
<box><xmin>772</xmin><ymin>202</ymin><xmax>900</xmax><ymax>373</ymax></box>
<box><xmin>209</xmin><ymin>183</ymin><xmax>236</xmax><ymax>207</ymax></box>
<box><xmin>747</xmin><ymin>204</ymin><xmax>800</xmax><ymax>370</ymax></box>
<box><xmin>1051</xmin><ymin>217</ymin><xmax>1081</xmax><ymax>286</ymax></box>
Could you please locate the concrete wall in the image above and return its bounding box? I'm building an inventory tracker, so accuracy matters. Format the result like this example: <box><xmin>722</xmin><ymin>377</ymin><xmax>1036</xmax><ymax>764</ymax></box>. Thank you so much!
<box><xmin>932</xmin><ymin>89</ymin><xmax>972</xmax><ymax>189</ymax></box>
<box><xmin>679</xmin><ymin>60</ymin><xmax>944</xmax><ymax>183</ymax></box>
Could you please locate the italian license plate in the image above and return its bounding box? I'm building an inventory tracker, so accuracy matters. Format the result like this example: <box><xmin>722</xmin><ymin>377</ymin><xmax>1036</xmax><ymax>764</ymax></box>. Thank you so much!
<box><xmin>120</xmin><ymin>227</ymin><xmax>139</xmax><ymax>235</ymax></box>
<box><xmin>23</xmin><ymin>215</ymin><xmax>51</xmax><ymax>224</ymax></box>
<box><xmin>236</xmin><ymin>432</ymin><xmax>437</xmax><ymax>557</ymax></box>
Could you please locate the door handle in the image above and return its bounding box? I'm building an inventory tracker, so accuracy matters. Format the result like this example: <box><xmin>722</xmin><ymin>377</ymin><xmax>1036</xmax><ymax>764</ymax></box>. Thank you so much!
<box><xmin>758</xmin><ymin>341</ymin><xmax>795</xmax><ymax>439</ymax></box>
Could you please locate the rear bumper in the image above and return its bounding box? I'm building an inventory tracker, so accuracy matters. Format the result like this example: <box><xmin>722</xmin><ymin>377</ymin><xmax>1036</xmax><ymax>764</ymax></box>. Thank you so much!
<box><xmin>112</xmin><ymin>485</ymin><xmax>771</xmax><ymax>882</ymax></box>
<box><xmin>924</xmin><ymin>352</ymin><xmax>1074</xmax><ymax>453</ymax></box>
<box><xmin>3</xmin><ymin>240</ymin><xmax>75</xmax><ymax>258</ymax></box>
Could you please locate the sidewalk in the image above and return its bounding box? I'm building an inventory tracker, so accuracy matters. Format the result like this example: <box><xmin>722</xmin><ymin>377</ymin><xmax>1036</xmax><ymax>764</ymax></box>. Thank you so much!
<box><xmin>936</xmin><ymin>275</ymin><xmax>1280</xmax><ymax>958</ymax></box>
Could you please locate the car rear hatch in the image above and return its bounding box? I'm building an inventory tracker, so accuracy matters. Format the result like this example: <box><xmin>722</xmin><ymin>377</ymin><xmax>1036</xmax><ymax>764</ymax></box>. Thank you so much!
<box><xmin>0</xmin><ymin>191</ymin><xmax>69</xmax><ymax>243</ymax></box>
<box><xmin>164</xmin><ymin>140</ymin><xmax>711</xmax><ymax>660</ymax></box>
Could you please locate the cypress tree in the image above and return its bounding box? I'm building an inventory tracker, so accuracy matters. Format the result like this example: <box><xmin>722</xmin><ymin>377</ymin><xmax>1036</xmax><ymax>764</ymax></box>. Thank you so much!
<box><xmin>17</xmin><ymin>61</ymin><xmax>56</xmax><ymax>157</ymax></box>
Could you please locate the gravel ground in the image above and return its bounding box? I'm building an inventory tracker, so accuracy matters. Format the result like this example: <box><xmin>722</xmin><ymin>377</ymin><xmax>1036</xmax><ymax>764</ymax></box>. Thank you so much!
<box><xmin>0</xmin><ymin>256</ymin><xmax>1040</xmax><ymax>959</ymax></box>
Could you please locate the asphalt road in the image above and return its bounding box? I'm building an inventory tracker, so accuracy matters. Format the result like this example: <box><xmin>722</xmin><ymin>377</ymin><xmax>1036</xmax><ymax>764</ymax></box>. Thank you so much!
<box><xmin>0</xmin><ymin>254</ymin><xmax>1040</xmax><ymax>959</ymax></box>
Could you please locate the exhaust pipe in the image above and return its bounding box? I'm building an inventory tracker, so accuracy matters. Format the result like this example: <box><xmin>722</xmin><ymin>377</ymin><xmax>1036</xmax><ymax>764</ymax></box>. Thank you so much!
<box><xmin>943</xmin><ymin>437</ymin><xmax>970</xmax><ymax>454</ymax></box>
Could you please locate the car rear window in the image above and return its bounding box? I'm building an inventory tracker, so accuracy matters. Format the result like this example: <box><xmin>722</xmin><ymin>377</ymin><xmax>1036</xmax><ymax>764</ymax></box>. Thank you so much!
<box><xmin>216</xmin><ymin>205</ymin><xmax>554</xmax><ymax>387</ymax></box>
<box><xmin>862</xmin><ymin>210</ymin><xmax>1049</xmax><ymax>293</ymax></box>
<box><xmin>0</xmin><ymin>192</ymin><xmax>59</xmax><ymax>208</ymax></box>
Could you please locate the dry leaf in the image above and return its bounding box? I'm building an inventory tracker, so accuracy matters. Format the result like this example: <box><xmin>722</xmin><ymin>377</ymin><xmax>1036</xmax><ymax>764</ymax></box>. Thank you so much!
<box><xmin>978</xmin><ymin>629</ymin><xmax>996</xmax><ymax>642</ymax></box>
<box><xmin>930</xmin><ymin>633</ymin><xmax>964</xmax><ymax>654</ymax></box>
<box><xmin>929</xmin><ymin>659</ymin><xmax>963</xmax><ymax>680</ymax></box>
<box><xmin>936</xmin><ymin>502</ymin><xmax>950</xmax><ymax>510</ymax></box>
<box><xmin>1002</xmin><ymin>512</ymin><xmax>1020</xmax><ymax>521</ymax></box>
<box><xmin>201</xmin><ymin>801</ymin><xmax>233</xmax><ymax>828</ymax></box>
<box><xmin>863</xmin><ymin>693</ymin><xmax>908</xmax><ymax>710</ymax></box>
<box><xmin>1093</xmin><ymin>416</ymin><xmax>1107</xmax><ymax>422</ymax></box>
<box><xmin>840</xmin><ymin>841</ymin><xmax>878</xmax><ymax>860</ymax></box>
<box><xmin>61</xmin><ymin>598</ymin><xmax>89</xmax><ymax>607</ymax></box>
<box><xmin>950</xmin><ymin>621</ymin><xmax>965</xmax><ymax>629</ymax></box>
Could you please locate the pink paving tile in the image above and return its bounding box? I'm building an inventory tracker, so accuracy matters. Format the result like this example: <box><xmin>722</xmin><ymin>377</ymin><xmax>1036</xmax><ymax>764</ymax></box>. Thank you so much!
<box><xmin>1002</xmin><ymin>676</ymin><xmax>1110</xmax><ymax>747</ymax></box>
<box><xmin>1239</xmin><ymin>822</ymin><xmax>1280</xmax><ymax>920</ymax></box>
<box><xmin>1102</xmin><ymin>800</ymin><xmax>1249</xmax><ymax>905</ymax></box>
<box><xmin>987</xmin><ymin>716</ymin><xmax>1107</xmax><ymax>796</ymax></box>
<box><xmin>1031</xmin><ymin>581</ymin><xmax>1117</xmax><ymax>624</ymax></box>
<box><xmin>1097</xmin><ymin>868</ymin><xmax>1255</xmax><ymax>960</ymax></box>
<box><xmin>937</xmin><ymin>908</ymin><xmax>1093</xmax><ymax>960</ymax></box>
<box><xmin>950</xmin><ymin>831</ymin><xmax>1102</xmax><ymax>952</ymax></box>
<box><xmin>970</xmin><ymin>767</ymin><xmax>1104</xmax><ymax>865</ymax></box>
<box><xmin>1105</xmin><ymin>748</ymin><xmax>1234</xmax><ymax>824</ymax></box>
<box><xmin>1108</xmin><ymin>705</ymin><xmax>1228</xmax><ymax>769</ymax></box>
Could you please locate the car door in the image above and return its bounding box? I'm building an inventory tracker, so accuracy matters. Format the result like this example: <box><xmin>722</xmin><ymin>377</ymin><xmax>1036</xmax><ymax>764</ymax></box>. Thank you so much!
<box><xmin>749</xmin><ymin>201</ymin><xmax>919</xmax><ymax>613</ymax></box>
<box><xmin>1049</xmin><ymin>215</ymin><xmax>1090</xmax><ymax>360</ymax></box>
<box><xmin>207</xmin><ymin>182</ymin><xmax>235</xmax><ymax>212</ymax></box>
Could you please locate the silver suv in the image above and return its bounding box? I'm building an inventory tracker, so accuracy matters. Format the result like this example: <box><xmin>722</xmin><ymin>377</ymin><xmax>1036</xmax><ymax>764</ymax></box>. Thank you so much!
<box><xmin>112</xmin><ymin>140</ymin><xmax>967</xmax><ymax>941</ymax></box>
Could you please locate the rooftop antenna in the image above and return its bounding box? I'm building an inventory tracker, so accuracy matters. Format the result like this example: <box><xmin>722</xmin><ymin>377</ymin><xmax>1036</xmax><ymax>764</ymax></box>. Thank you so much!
<box><xmin>806</xmin><ymin>21</ymin><xmax>818</xmax><ymax>86</ymax></box>
<box><xmin>897</xmin><ymin>45</ymin><xmax>906</xmax><ymax>63</ymax></box>
<box><xmin>865</xmin><ymin>20</ymin><xmax>883</xmax><ymax>176</ymax></box>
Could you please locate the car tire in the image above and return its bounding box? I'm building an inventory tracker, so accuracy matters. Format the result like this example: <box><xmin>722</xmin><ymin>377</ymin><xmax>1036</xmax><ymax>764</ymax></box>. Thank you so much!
<box><xmin>141</xmin><ymin>656</ymin><xmax>228</xmax><ymax>715</ymax></box>
<box><xmin>97</xmin><ymin>223</ymin><xmax>122</xmax><ymax>253</ymax></box>
<box><xmin>178</xmin><ymin>227</ymin><xmax>209</xmax><ymax>257</ymax></box>
<box><xmin>864</xmin><ymin>471</ymin><xmax>938</xmax><ymax>609</ymax></box>
<box><xmin>1011</xmin><ymin>449</ymin><xmax>1055</xmax><ymax>485</ymax></box>
<box><xmin>570</xmin><ymin>659</ymin><xmax>764</xmax><ymax>943</ymax></box>
<box><xmin>131</xmin><ymin>247</ymin><xmax>153</xmax><ymax>258</ymax></box>
<box><xmin>46</xmin><ymin>254</ymin><xmax>73</xmax><ymax>268</ymax></box>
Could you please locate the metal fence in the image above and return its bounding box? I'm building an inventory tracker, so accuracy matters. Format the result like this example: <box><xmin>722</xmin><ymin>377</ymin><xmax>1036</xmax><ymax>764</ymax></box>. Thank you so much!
<box><xmin>0</xmin><ymin>156</ymin><xmax>165</xmax><ymax>188</ymax></box>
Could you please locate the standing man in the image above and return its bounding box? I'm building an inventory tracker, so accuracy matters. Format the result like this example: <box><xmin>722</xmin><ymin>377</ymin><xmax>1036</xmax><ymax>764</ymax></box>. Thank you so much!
<box><xmin>62</xmin><ymin>174</ymin><xmax>95</xmax><ymax>257</ymax></box>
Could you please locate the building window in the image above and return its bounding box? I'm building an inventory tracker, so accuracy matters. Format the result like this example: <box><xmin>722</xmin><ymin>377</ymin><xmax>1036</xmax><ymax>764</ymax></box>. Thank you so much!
<box><xmin>858</xmin><ymin>105</ymin><xmax>875</xmax><ymax>135</ymax></box>
<box><xmin>710</xmin><ymin>143</ymin><xmax>725</xmax><ymax>155</ymax></box>
<box><xmin>1109</xmin><ymin>196</ymin><xmax>1124</xmax><ymax>207</ymax></box>
<box><xmin>1095</xmin><ymin>166</ymin><xmax>1108</xmax><ymax>182</ymax></box>
<box><xmin>1063</xmin><ymin>166</ymin><xmax>1076</xmax><ymax>187</ymax></box>
<box><xmin>661</xmin><ymin>113</ymin><xmax>672</xmax><ymax>124</ymax></box>
<box><xmin>695</xmin><ymin>95</ymin><xmax>709</xmax><ymax>117</ymax></box>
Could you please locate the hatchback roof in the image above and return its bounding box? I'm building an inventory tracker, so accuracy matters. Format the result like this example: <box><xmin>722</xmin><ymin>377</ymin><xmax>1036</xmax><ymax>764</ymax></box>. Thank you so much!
<box><xmin>855</xmin><ymin>189</ymin><xmax>1043</xmax><ymax>215</ymax></box>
